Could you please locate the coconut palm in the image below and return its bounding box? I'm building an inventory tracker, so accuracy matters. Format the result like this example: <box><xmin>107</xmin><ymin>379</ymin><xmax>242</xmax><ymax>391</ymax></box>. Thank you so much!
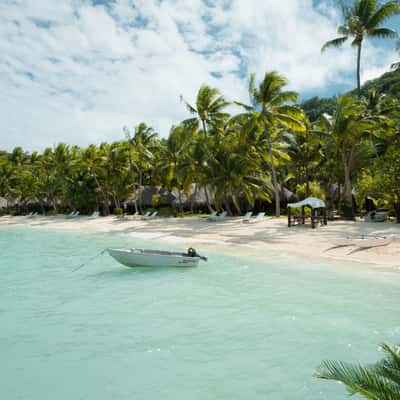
<box><xmin>158</xmin><ymin>124</ymin><xmax>195</xmax><ymax>213</ymax></box>
<box><xmin>180</xmin><ymin>85</ymin><xmax>230</xmax><ymax>207</ymax></box>
<box><xmin>180</xmin><ymin>85</ymin><xmax>230</xmax><ymax>138</ymax></box>
<box><xmin>236</xmin><ymin>71</ymin><xmax>305</xmax><ymax>217</ymax></box>
<box><xmin>124</xmin><ymin>122</ymin><xmax>158</xmax><ymax>213</ymax></box>
<box><xmin>211</xmin><ymin>129</ymin><xmax>272</xmax><ymax>214</ymax></box>
<box><xmin>315</xmin><ymin>343</ymin><xmax>400</xmax><ymax>400</ymax></box>
<box><xmin>322</xmin><ymin>0</ymin><xmax>400</xmax><ymax>96</ymax></box>
<box><xmin>316</xmin><ymin>95</ymin><xmax>374</xmax><ymax>216</ymax></box>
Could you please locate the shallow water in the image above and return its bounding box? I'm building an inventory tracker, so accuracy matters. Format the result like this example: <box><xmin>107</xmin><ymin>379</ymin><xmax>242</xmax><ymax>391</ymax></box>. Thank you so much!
<box><xmin>0</xmin><ymin>226</ymin><xmax>399</xmax><ymax>400</ymax></box>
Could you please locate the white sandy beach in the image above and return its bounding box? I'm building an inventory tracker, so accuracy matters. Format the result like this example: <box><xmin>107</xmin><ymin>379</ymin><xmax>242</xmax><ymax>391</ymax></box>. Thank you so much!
<box><xmin>1</xmin><ymin>214</ymin><xmax>400</xmax><ymax>270</ymax></box>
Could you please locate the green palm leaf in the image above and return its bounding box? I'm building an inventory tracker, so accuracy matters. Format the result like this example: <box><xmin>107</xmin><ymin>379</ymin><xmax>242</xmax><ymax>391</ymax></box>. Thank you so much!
<box><xmin>366</xmin><ymin>1</ymin><xmax>400</xmax><ymax>29</ymax></box>
<box><xmin>321</xmin><ymin>36</ymin><xmax>348</xmax><ymax>52</ymax></box>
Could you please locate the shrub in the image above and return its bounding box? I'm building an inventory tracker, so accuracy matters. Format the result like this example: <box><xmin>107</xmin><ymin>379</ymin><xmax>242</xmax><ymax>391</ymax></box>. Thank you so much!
<box><xmin>114</xmin><ymin>207</ymin><xmax>123</xmax><ymax>215</ymax></box>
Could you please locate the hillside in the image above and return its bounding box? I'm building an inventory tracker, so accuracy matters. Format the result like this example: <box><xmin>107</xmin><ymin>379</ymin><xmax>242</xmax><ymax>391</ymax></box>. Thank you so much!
<box><xmin>301</xmin><ymin>69</ymin><xmax>400</xmax><ymax>121</ymax></box>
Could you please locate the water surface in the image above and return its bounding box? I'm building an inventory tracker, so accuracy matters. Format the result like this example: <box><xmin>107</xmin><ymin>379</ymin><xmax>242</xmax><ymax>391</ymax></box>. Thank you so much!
<box><xmin>0</xmin><ymin>227</ymin><xmax>398</xmax><ymax>400</ymax></box>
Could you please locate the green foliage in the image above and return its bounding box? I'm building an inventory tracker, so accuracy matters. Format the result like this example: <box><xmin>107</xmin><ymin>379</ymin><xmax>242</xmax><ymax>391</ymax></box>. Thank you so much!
<box><xmin>303</xmin><ymin>70</ymin><xmax>400</xmax><ymax>122</ymax></box>
<box><xmin>157</xmin><ymin>207</ymin><xmax>176</xmax><ymax>217</ymax></box>
<box><xmin>0</xmin><ymin>66</ymin><xmax>398</xmax><ymax>219</ymax></box>
<box><xmin>315</xmin><ymin>343</ymin><xmax>400</xmax><ymax>400</ymax></box>
<box><xmin>301</xmin><ymin>97</ymin><xmax>337</xmax><ymax>122</ymax></box>
<box><xmin>296</xmin><ymin>181</ymin><xmax>325</xmax><ymax>200</ymax></box>
<box><xmin>114</xmin><ymin>207</ymin><xmax>123</xmax><ymax>215</ymax></box>
<box><xmin>151</xmin><ymin>194</ymin><xmax>160</xmax><ymax>208</ymax></box>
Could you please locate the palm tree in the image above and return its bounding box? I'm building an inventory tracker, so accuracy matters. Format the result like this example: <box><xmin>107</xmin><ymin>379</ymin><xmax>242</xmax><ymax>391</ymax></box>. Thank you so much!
<box><xmin>286</xmin><ymin>118</ymin><xmax>324</xmax><ymax>197</ymax></box>
<box><xmin>315</xmin><ymin>343</ymin><xmax>400</xmax><ymax>400</ymax></box>
<box><xmin>124</xmin><ymin>122</ymin><xmax>158</xmax><ymax>213</ymax></box>
<box><xmin>322</xmin><ymin>0</ymin><xmax>400</xmax><ymax>97</ymax></box>
<box><xmin>180</xmin><ymin>85</ymin><xmax>230</xmax><ymax>195</ymax></box>
<box><xmin>158</xmin><ymin>125</ymin><xmax>195</xmax><ymax>213</ymax></box>
<box><xmin>236</xmin><ymin>72</ymin><xmax>305</xmax><ymax>217</ymax></box>
<box><xmin>316</xmin><ymin>95</ymin><xmax>374</xmax><ymax>217</ymax></box>
<box><xmin>211</xmin><ymin>127</ymin><xmax>272</xmax><ymax>214</ymax></box>
<box><xmin>180</xmin><ymin>85</ymin><xmax>230</xmax><ymax>140</ymax></box>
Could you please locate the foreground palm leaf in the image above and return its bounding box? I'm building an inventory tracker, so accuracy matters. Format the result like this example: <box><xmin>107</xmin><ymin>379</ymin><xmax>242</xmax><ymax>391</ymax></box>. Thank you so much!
<box><xmin>315</xmin><ymin>343</ymin><xmax>400</xmax><ymax>400</ymax></box>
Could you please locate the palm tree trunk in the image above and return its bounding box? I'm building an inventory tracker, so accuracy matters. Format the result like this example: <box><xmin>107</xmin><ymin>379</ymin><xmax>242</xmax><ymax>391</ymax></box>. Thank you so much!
<box><xmin>341</xmin><ymin>152</ymin><xmax>353</xmax><ymax>218</ymax></box>
<box><xmin>204</xmin><ymin>185</ymin><xmax>213</xmax><ymax>212</ymax></box>
<box><xmin>201</xmin><ymin>119</ymin><xmax>216</xmax><ymax>206</ymax></box>
<box><xmin>266</xmin><ymin>134</ymin><xmax>280</xmax><ymax>217</ymax></box>
<box><xmin>190</xmin><ymin>183</ymin><xmax>197</xmax><ymax>213</ymax></box>
<box><xmin>94</xmin><ymin>175</ymin><xmax>109</xmax><ymax>215</ymax></box>
<box><xmin>178</xmin><ymin>187</ymin><xmax>183</xmax><ymax>214</ymax></box>
<box><xmin>138</xmin><ymin>169</ymin><xmax>143</xmax><ymax>214</ymax></box>
<box><xmin>356</xmin><ymin>43</ymin><xmax>362</xmax><ymax>97</ymax></box>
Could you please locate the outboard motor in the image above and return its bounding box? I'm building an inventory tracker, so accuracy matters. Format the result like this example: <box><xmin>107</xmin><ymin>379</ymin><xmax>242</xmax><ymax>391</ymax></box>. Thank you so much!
<box><xmin>187</xmin><ymin>247</ymin><xmax>208</xmax><ymax>261</ymax></box>
<box><xmin>187</xmin><ymin>247</ymin><xmax>198</xmax><ymax>257</ymax></box>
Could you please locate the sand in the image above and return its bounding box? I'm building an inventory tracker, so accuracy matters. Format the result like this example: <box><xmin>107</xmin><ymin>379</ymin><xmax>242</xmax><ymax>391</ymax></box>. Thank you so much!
<box><xmin>1</xmin><ymin>214</ymin><xmax>400</xmax><ymax>270</ymax></box>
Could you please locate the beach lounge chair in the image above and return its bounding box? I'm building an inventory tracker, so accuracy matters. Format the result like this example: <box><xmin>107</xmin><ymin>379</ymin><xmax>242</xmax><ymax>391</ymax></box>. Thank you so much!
<box><xmin>254</xmin><ymin>212</ymin><xmax>265</xmax><ymax>222</ymax></box>
<box><xmin>242</xmin><ymin>211</ymin><xmax>253</xmax><ymax>222</ymax></box>
<box><xmin>141</xmin><ymin>211</ymin><xmax>151</xmax><ymax>220</ymax></box>
<box><xmin>27</xmin><ymin>212</ymin><xmax>33</xmax><ymax>217</ymax></box>
<box><xmin>143</xmin><ymin>211</ymin><xmax>158</xmax><ymax>220</ymax></box>
<box><xmin>209</xmin><ymin>211</ymin><xmax>227</xmax><ymax>222</ymax></box>
<box><xmin>244</xmin><ymin>212</ymin><xmax>265</xmax><ymax>223</ymax></box>
<box><xmin>206</xmin><ymin>210</ymin><xmax>218</xmax><ymax>221</ymax></box>
<box><xmin>67</xmin><ymin>210</ymin><xmax>80</xmax><ymax>218</ymax></box>
<box><xmin>89</xmin><ymin>211</ymin><xmax>100</xmax><ymax>219</ymax></box>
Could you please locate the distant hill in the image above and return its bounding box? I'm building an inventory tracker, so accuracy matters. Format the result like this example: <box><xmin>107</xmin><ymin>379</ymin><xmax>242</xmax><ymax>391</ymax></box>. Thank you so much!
<box><xmin>301</xmin><ymin>69</ymin><xmax>400</xmax><ymax>121</ymax></box>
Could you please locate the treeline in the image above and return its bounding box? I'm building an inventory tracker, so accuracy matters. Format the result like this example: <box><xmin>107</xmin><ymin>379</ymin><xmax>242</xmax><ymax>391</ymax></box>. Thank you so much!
<box><xmin>302</xmin><ymin>69</ymin><xmax>400</xmax><ymax>122</ymax></box>
<box><xmin>1</xmin><ymin>71</ymin><xmax>399</xmax><ymax>221</ymax></box>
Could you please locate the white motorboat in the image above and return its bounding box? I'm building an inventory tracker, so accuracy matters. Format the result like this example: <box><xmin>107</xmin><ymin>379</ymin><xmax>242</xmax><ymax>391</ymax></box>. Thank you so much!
<box><xmin>107</xmin><ymin>247</ymin><xmax>207</xmax><ymax>268</ymax></box>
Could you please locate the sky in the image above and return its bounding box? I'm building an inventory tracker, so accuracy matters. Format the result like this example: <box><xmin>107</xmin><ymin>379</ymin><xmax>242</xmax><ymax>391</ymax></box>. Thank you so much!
<box><xmin>1</xmin><ymin>0</ymin><xmax>399</xmax><ymax>151</ymax></box>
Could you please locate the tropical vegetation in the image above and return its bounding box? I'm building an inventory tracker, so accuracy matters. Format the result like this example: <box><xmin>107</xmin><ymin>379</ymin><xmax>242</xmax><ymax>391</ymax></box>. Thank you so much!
<box><xmin>0</xmin><ymin>0</ymin><xmax>399</xmax><ymax>222</ymax></box>
<box><xmin>315</xmin><ymin>343</ymin><xmax>400</xmax><ymax>400</ymax></box>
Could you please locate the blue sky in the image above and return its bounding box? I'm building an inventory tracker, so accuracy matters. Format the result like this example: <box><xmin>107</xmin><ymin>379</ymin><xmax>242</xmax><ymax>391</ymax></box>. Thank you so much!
<box><xmin>0</xmin><ymin>0</ymin><xmax>399</xmax><ymax>151</ymax></box>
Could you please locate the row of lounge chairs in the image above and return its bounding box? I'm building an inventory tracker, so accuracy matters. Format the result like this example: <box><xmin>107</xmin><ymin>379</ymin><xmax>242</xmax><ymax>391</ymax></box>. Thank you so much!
<box><xmin>25</xmin><ymin>210</ymin><xmax>265</xmax><ymax>222</ymax></box>
<box><xmin>206</xmin><ymin>210</ymin><xmax>266</xmax><ymax>223</ymax></box>
<box><xmin>115</xmin><ymin>211</ymin><xmax>158</xmax><ymax>220</ymax></box>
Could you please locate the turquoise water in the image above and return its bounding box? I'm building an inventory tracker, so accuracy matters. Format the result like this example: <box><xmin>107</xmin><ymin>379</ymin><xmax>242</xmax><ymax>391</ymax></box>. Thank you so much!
<box><xmin>0</xmin><ymin>227</ymin><xmax>399</xmax><ymax>400</ymax></box>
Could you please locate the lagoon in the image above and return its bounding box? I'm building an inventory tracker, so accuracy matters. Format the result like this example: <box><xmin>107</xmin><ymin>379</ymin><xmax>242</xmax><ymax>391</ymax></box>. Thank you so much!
<box><xmin>0</xmin><ymin>227</ymin><xmax>398</xmax><ymax>400</ymax></box>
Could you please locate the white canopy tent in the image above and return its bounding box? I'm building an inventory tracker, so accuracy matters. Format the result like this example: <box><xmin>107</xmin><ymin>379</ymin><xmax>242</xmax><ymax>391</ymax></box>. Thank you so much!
<box><xmin>287</xmin><ymin>197</ymin><xmax>326</xmax><ymax>209</ymax></box>
<box><xmin>287</xmin><ymin>197</ymin><xmax>327</xmax><ymax>229</ymax></box>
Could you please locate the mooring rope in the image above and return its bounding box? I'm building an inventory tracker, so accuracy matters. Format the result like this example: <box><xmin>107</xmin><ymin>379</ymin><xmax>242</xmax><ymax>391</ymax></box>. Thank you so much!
<box><xmin>73</xmin><ymin>249</ymin><xmax>107</xmax><ymax>272</ymax></box>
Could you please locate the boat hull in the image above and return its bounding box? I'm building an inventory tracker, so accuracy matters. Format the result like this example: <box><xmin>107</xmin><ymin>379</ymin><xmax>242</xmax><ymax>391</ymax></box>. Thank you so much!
<box><xmin>107</xmin><ymin>248</ymin><xmax>200</xmax><ymax>268</ymax></box>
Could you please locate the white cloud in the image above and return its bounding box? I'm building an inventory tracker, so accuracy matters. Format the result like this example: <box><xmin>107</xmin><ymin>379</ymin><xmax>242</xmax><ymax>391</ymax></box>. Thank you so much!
<box><xmin>0</xmin><ymin>0</ymin><xmax>397</xmax><ymax>151</ymax></box>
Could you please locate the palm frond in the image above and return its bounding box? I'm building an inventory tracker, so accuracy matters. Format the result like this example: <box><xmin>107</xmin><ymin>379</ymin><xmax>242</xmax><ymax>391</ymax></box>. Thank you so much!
<box><xmin>338</xmin><ymin>24</ymin><xmax>350</xmax><ymax>36</ymax></box>
<box><xmin>180</xmin><ymin>95</ymin><xmax>198</xmax><ymax>115</ymax></box>
<box><xmin>365</xmin><ymin>1</ymin><xmax>400</xmax><ymax>30</ymax></box>
<box><xmin>234</xmin><ymin>101</ymin><xmax>254</xmax><ymax>112</ymax></box>
<box><xmin>368</xmin><ymin>27</ymin><xmax>398</xmax><ymax>39</ymax></box>
<box><xmin>322</xmin><ymin>36</ymin><xmax>348</xmax><ymax>52</ymax></box>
